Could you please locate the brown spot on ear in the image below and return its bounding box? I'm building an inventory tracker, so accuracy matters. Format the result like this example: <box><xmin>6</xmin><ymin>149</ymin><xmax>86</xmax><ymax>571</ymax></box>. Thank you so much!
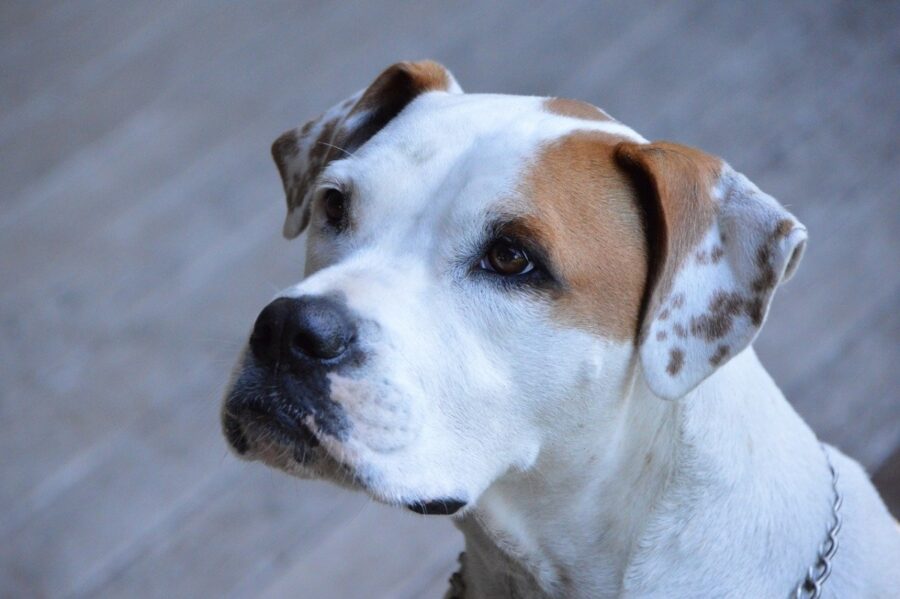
<box><xmin>283</xmin><ymin>117</ymin><xmax>343</xmax><ymax>213</ymax></box>
<box><xmin>666</xmin><ymin>348</ymin><xmax>684</xmax><ymax>375</ymax></box>
<box><xmin>271</xmin><ymin>130</ymin><xmax>300</xmax><ymax>183</ymax></box>
<box><xmin>774</xmin><ymin>218</ymin><xmax>793</xmax><ymax>239</ymax></box>
<box><xmin>352</xmin><ymin>60</ymin><xmax>451</xmax><ymax>115</ymax></box>
<box><xmin>752</xmin><ymin>245</ymin><xmax>777</xmax><ymax>293</ymax></box>
<box><xmin>273</xmin><ymin>61</ymin><xmax>456</xmax><ymax>238</ymax></box>
<box><xmin>522</xmin><ymin>131</ymin><xmax>648</xmax><ymax>340</ymax></box>
<box><xmin>341</xmin><ymin>60</ymin><xmax>455</xmax><ymax>160</ymax></box>
<box><xmin>710</xmin><ymin>245</ymin><xmax>725</xmax><ymax>263</ymax></box>
<box><xmin>690</xmin><ymin>290</ymin><xmax>744</xmax><ymax>341</ymax></box>
<box><xmin>709</xmin><ymin>344</ymin><xmax>730</xmax><ymax>366</ymax></box>
<box><xmin>746</xmin><ymin>296</ymin><xmax>765</xmax><ymax>326</ymax></box>
<box><xmin>543</xmin><ymin>98</ymin><xmax>612</xmax><ymax>121</ymax></box>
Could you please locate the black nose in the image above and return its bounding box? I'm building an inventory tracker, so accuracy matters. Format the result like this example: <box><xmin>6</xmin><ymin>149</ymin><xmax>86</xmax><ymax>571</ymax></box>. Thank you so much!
<box><xmin>250</xmin><ymin>296</ymin><xmax>355</xmax><ymax>364</ymax></box>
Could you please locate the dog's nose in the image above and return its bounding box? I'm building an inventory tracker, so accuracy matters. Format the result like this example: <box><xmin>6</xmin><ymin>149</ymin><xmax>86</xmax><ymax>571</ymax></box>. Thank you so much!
<box><xmin>250</xmin><ymin>296</ymin><xmax>355</xmax><ymax>364</ymax></box>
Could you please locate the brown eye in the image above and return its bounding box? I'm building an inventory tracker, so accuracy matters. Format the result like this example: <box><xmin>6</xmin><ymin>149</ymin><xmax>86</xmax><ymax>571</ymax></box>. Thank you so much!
<box><xmin>323</xmin><ymin>189</ymin><xmax>346</xmax><ymax>227</ymax></box>
<box><xmin>481</xmin><ymin>238</ymin><xmax>534</xmax><ymax>276</ymax></box>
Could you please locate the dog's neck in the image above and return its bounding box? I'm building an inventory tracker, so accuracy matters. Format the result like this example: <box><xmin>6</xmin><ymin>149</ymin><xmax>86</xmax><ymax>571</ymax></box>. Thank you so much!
<box><xmin>454</xmin><ymin>348</ymin><xmax>834</xmax><ymax>598</ymax></box>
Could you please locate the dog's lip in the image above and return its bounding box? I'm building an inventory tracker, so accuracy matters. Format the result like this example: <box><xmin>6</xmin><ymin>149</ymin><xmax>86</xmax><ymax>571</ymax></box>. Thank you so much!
<box><xmin>404</xmin><ymin>498</ymin><xmax>467</xmax><ymax>516</ymax></box>
<box><xmin>222</xmin><ymin>411</ymin><xmax>251</xmax><ymax>455</ymax></box>
<box><xmin>223</xmin><ymin>405</ymin><xmax>321</xmax><ymax>457</ymax></box>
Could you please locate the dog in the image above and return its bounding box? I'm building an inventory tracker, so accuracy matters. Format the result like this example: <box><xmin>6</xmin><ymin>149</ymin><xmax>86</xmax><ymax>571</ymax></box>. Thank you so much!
<box><xmin>221</xmin><ymin>61</ymin><xmax>900</xmax><ymax>598</ymax></box>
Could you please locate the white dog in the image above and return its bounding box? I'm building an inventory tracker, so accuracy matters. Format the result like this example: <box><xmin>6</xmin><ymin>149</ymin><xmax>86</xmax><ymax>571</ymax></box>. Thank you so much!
<box><xmin>221</xmin><ymin>61</ymin><xmax>900</xmax><ymax>598</ymax></box>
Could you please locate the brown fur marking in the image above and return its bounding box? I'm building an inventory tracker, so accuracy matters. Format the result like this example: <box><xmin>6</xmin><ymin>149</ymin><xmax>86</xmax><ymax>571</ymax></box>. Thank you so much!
<box><xmin>523</xmin><ymin>131</ymin><xmax>648</xmax><ymax>341</ymax></box>
<box><xmin>666</xmin><ymin>348</ymin><xmax>684</xmax><ymax>375</ymax></box>
<box><xmin>690</xmin><ymin>290</ymin><xmax>744</xmax><ymax>341</ymax></box>
<box><xmin>774</xmin><ymin>218</ymin><xmax>793</xmax><ymax>239</ymax></box>
<box><xmin>543</xmin><ymin>98</ymin><xmax>612</xmax><ymax>122</ymax></box>
<box><xmin>271</xmin><ymin>130</ymin><xmax>300</xmax><ymax>184</ymax></box>
<box><xmin>614</xmin><ymin>141</ymin><xmax>721</xmax><ymax>342</ymax></box>
<box><xmin>709</xmin><ymin>344</ymin><xmax>730</xmax><ymax>366</ymax></box>
<box><xmin>273</xmin><ymin>61</ymin><xmax>455</xmax><ymax>228</ymax></box>
<box><xmin>351</xmin><ymin>60</ymin><xmax>451</xmax><ymax>115</ymax></box>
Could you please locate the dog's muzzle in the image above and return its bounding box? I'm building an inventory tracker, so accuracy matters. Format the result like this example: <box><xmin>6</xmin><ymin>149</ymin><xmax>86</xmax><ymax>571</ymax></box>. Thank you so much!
<box><xmin>222</xmin><ymin>294</ymin><xmax>468</xmax><ymax>516</ymax></box>
<box><xmin>222</xmin><ymin>295</ymin><xmax>358</xmax><ymax>460</ymax></box>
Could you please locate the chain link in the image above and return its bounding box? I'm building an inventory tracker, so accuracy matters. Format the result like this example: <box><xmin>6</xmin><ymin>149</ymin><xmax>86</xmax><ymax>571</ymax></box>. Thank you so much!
<box><xmin>793</xmin><ymin>444</ymin><xmax>842</xmax><ymax>599</ymax></box>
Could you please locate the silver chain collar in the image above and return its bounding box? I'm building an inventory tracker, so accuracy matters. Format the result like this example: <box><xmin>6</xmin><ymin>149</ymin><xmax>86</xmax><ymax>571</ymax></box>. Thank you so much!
<box><xmin>793</xmin><ymin>444</ymin><xmax>843</xmax><ymax>599</ymax></box>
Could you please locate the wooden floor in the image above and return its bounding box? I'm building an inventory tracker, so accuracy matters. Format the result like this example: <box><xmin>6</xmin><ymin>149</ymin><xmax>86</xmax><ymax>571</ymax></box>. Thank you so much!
<box><xmin>1</xmin><ymin>1</ymin><xmax>898</xmax><ymax>597</ymax></box>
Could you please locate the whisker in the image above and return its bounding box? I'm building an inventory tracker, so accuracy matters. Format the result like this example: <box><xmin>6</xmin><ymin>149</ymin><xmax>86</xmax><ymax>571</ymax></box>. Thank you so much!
<box><xmin>316</xmin><ymin>141</ymin><xmax>357</xmax><ymax>159</ymax></box>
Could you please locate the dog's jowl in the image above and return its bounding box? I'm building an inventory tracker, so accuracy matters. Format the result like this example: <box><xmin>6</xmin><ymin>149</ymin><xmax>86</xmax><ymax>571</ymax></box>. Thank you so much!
<box><xmin>221</xmin><ymin>61</ymin><xmax>900</xmax><ymax>598</ymax></box>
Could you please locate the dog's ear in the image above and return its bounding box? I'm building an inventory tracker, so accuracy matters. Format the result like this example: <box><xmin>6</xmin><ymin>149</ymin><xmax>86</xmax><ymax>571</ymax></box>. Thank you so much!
<box><xmin>615</xmin><ymin>141</ymin><xmax>807</xmax><ymax>400</ymax></box>
<box><xmin>271</xmin><ymin>60</ymin><xmax>462</xmax><ymax>239</ymax></box>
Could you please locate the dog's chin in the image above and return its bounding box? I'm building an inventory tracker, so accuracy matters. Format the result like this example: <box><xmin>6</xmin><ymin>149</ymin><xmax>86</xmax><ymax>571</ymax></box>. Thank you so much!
<box><xmin>225</xmin><ymin>411</ymin><xmax>469</xmax><ymax>517</ymax></box>
<box><xmin>241</xmin><ymin>435</ymin><xmax>468</xmax><ymax>516</ymax></box>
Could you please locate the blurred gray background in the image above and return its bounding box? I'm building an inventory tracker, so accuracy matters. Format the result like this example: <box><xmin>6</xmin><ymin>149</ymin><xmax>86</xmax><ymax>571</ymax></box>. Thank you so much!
<box><xmin>1</xmin><ymin>1</ymin><xmax>898</xmax><ymax>597</ymax></box>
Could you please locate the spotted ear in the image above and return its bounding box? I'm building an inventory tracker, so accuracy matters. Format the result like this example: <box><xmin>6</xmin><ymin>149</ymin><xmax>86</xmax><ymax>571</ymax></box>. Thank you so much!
<box><xmin>272</xmin><ymin>60</ymin><xmax>462</xmax><ymax>239</ymax></box>
<box><xmin>615</xmin><ymin>141</ymin><xmax>807</xmax><ymax>400</ymax></box>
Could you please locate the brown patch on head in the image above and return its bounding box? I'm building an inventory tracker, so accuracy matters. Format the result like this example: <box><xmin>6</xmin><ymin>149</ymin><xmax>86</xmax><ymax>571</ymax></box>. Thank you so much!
<box><xmin>520</xmin><ymin>131</ymin><xmax>648</xmax><ymax>340</ymax></box>
<box><xmin>666</xmin><ymin>348</ymin><xmax>684</xmax><ymax>376</ymax></box>
<box><xmin>543</xmin><ymin>98</ymin><xmax>612</xmax><ymax>122</ymax></box>
<box><xmin>614</xmin><ymin>142</ymin><xmax>722</xmax><ymax>341</ymax></box>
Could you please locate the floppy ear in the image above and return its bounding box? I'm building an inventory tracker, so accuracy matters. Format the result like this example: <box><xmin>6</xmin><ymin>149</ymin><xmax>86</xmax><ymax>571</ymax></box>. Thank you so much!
<box><xmin>615</xmin><ymin>142</ymin><xmax>807</xmax><ymax>400</ymax></box>
<box><xmin>271</xmin><ymin>60</ymin><xmax>462</xmax><ymax>239</ymax></box>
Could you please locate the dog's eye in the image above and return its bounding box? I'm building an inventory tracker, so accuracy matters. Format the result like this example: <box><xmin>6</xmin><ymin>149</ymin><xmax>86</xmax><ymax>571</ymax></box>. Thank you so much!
<box><xmin>322</xmin><ymin>189</ymin><xmax>347</xmax><ymax>227</ymax></box>
<box><xmin>480</xmin><ymin>238</ymin><xmax>534</xmax><ymax>276</ymax></box>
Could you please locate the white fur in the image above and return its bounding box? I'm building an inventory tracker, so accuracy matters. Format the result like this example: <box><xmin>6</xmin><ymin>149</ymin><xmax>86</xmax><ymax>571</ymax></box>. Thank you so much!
<box><xmin>235</xmin><ymin>88</ymin><xmax>900</xmax><ymax>597</ymax></box>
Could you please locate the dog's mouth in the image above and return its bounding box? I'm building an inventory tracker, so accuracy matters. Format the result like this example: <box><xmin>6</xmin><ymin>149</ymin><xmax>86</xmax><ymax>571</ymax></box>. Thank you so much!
<box><xmin>223</xmin><ymin>405</ymin><xmax>319</xmax><ymax>457</ymax></box>
<box><xmin>221</xmin><ymin>394</ymin><xmax>358</xmax><ymax>485</ymax></box>
<box><xmin>223</xmin><ymin>369</ymin><xmax>470</xmax><ymax>516</ymax></box>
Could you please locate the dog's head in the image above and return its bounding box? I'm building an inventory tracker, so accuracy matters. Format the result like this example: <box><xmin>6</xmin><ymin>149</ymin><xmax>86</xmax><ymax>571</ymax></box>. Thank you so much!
<box><xmin>221</xmin><ymin>61</ymin><xmax>806</xmax><ymax>515</ymax></box>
